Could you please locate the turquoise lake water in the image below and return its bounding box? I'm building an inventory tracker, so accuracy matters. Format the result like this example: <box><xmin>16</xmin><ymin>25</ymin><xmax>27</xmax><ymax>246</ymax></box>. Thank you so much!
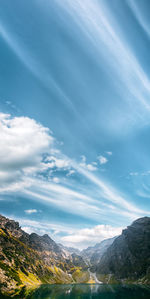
<box><xmin>26</xmin><ymin>284</ymin><xmax>150</xmax><ymax>299</ymax></box>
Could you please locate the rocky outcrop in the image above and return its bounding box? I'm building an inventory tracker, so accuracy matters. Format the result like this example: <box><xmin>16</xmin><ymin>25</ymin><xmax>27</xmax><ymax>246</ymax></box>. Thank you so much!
<box><xmin>20</xmin><ymin>232</ymin><xmax>61</xmax><ymax>253</ymax></box>
<box><xmin>97</xmin><ymin>217</ymin><xmax>150</xmax><ymax>283</ymax></box>
<box><xmin>0</xmin><ymin>215</ymin><xmax>23</xmax><ymax>238</ymax></box>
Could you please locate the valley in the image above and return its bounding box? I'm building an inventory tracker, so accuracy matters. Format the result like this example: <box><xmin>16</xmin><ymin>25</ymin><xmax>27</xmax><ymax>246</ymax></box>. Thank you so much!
<box><xmin>1</xmin><ymin>214</ymin><xmax>150</xmax><ymax>297</ymax></box>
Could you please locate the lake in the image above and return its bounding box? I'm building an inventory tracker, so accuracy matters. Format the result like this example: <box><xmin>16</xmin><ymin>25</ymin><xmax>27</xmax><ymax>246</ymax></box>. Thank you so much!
<box><xmin>24</xmin><ymin>284</ymin><xmax>150</xmax><ymax>299</ymax></box>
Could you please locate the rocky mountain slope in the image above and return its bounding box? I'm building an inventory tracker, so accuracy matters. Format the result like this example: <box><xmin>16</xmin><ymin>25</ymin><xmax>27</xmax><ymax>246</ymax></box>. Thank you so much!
<box><xmin>97</xmin><ymin>217</ymin><xmax>150</xmax><ymax>284</ymax></box>
<box><xmin>81</xmin><ymin>237</ymin><xmax>116</xmax><ymax>266</ymax></box>
<box><xmin>58</xmin><ymin>243</ymin><xmax>80</xmax><ymax>255</ymax></box>
<box><xmin>0</xmin><ymin>215</ymin><xmax>89</xmax><ymax>296</ymax></box>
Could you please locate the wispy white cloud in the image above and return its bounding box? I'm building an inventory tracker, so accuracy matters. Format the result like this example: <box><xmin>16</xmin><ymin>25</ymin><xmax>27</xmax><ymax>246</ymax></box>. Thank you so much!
<box><xmin>106</xmin><ymin>151</ymin><xmax>112</xmax><ymax>156</ymax></box>
<box><xmin>0</xmin><ymin>20</ymin><xmax>78</xmax><ymax>115</ymax></box>
<box><xmin>129</xmin><ymin>170</ymin><xmax>150</xmax><ymax>177</ymax></box>
<box><xmin>71</xmin><ymin>160</ymin><xmax>149</xmax><ymax>218</ymax></box>
<box><xmin>24</xmin><ymin>209</ymin><xmax>37</xmax><ymax>214</ymax></box>
<box><xmin>52</xmin><ymin>177</ymin><xmax>60</xmax><ymax>183</ymax></box>
<box><xmin>61</xmin><ymin>224</ymin><xmax>123</xmax><ymax>249</ymax></box>
<box><xmin>127</xmin><ymin>0</ymin><xmax>150</xmax><ymax>38</ymax></box>
<box><xmin>66</xmin><ymin>169</ymin><xmax>75</xmax><ymax>177</ymax></box>
<box><xmin>57</xmin><ymin>0</ymin><xmax>150</xmax><ymax>114</ymax></box>
<box><xmin>45</xmin><ymin>155</ymin><xmax>71</xmax><ymax>170</ymax></box>
<box><xmin>130</xmin><ymin>172</ymin><xmax>139</xmax><ymax>176</ymax></box>
<box><xmin>79</xmin><ymin>155</ymin><xmax>97</xmax><ymax>171</ymax></box>
<box><xmin>1</xmin><ymin>112</ymin><xmax>148</xmax><ymax>225</ymax></box>
<box><xmin>24</xmin><ymin>187</ymin><xmax>102</xmax><ymax>221</ymax></box>
<box><xmin>98</xmin><ymin>155</ymin><xmax>108</xmax><ymax>165</ymax></box>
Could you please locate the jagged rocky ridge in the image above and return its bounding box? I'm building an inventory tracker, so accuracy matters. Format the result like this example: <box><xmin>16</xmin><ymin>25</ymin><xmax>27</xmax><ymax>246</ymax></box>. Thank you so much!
<box><xmin>0</xmin><ymin>215</ymin><xmax>89</xmax><ymax>296</ymax></box>
<box><xmin>96</xmin><ymin>217</ymin><xmax>150</xmax><ymax>284</ymax></box>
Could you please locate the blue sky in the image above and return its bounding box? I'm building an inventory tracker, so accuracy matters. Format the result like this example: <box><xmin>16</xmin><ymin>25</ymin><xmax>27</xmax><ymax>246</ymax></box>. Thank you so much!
<box><xmin>0</xmin><ymin>0</ymin><xmax>150</xmax><ymax>249</ymax></box>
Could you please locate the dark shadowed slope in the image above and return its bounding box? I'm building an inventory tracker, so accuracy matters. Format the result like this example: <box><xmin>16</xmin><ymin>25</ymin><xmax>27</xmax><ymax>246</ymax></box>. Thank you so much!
<box><xmin>97</xmin><ymin>217</ymin><xmax>150</xmax><ymax>284</ymax></box>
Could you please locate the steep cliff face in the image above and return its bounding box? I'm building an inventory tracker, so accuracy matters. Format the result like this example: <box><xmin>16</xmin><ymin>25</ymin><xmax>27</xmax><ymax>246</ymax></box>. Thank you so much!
<box><xmin>0</xmin><ymin>215</ymin><xmax>89</xmax><ymax>296</ymax></box>
<box><xmin>97</xmin><ymin>217</ymin><xmax>150</xmax><ymax>283</ymax></box>
<box><xmin>81</xmin><ymin>237</ymin><xmax>116</xmax><ymax>266</ymax></box>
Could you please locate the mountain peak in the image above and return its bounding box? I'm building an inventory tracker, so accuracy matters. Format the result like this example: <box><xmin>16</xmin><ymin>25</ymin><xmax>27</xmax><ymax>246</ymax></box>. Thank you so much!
<box><xmin>132</xmin><ymin>216</ymin><xmax>150</xmax><ymax>226</ymax></box>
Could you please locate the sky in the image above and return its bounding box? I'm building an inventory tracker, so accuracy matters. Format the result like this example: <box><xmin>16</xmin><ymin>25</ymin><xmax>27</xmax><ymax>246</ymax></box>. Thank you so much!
<box><xmin>0</xmin><ymin>0</ymin><xmax>150</xmax><ymax>249</ymax></box>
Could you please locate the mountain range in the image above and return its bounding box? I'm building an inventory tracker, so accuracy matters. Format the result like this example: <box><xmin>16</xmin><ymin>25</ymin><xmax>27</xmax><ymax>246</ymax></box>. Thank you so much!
<box><xmin>0</xmin><ymin>214</ymin><xmax>150</xmax><ymax>297</ymax></box>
